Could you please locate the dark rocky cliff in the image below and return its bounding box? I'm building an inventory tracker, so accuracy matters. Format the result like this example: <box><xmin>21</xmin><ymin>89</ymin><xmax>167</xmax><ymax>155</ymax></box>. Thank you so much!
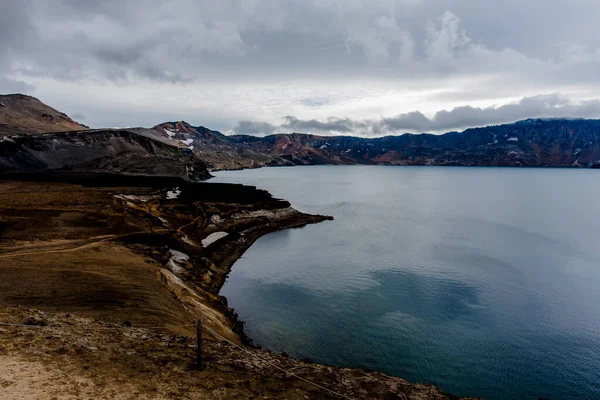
<box><xmin>0</xmin><ymin>129</ymin><xmax>211</xmax><ymax>181</ymax></box>
<box><xmin>0</xmin><ymin>95</ymin><xmax>211</xmax><ymax>181</ymax></box>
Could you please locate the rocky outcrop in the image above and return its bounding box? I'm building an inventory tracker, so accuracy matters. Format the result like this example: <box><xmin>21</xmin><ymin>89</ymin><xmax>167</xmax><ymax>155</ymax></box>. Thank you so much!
<box><xmin>0</xmin><ymin>129</ymin><xmax>211</xmax><ymax>181</ymax></box>
<box><xmin>0</xmin><ymin>94</ymin><xmax>87</xmax><ymax>133</ymax></box>
<box><xmin>151</xmin><ymin>121</ymin><xmax>271</xmax><ymax>170</ymax></box>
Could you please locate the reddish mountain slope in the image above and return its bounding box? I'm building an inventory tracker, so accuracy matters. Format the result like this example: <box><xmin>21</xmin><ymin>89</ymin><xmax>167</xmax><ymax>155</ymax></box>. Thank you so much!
<box><xmin>0</xmin><ymin>94</ymin><xmax>87</xmax><ymax>134</ymax></box>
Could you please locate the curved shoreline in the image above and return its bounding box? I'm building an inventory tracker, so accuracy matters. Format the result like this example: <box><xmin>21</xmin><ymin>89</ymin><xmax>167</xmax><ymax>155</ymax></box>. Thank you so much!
<box><xmin>0</xmin><ymin>177</ymin><xmax>475</xmax><ymax>399</ymax></box>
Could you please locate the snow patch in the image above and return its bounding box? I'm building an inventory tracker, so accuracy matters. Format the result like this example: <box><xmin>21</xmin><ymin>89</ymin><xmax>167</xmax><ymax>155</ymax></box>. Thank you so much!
<box><xmin>507</xmin><ymin>137</ymin><xmax>519</xmax><ymax>142</ymax></box>
<box><xmin>201</xmin><ymin>231</ymin><xmax>229</xmax><ymax>247</ymax></box>
<box><xmin>180</xmin><ymin>139</ymin><xmax>193</xmax><ymax>146</ymax></box>
<box><xmin>164</xmin><ymin>128</ymin><xmax>178</xmax><ymax>139</ymax></box>
<box><xmin>166</xmin><ymin>187</ymin><xmax>181</xmax><ymax>199</ymax></box>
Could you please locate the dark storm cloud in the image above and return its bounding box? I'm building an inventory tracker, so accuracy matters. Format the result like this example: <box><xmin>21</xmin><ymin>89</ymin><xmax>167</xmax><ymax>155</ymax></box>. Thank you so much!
<box><xmin>237</xmin><ymin>95</ymin><xmax>600</xmax><ymax>136</ymax></box>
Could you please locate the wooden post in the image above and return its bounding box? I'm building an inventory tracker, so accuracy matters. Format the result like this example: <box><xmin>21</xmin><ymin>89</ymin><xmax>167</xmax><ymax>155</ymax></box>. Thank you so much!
<box><xmin>196</xmin><ymin>319</ymin><xmax>203</xmax><ymax>370</ymax></box>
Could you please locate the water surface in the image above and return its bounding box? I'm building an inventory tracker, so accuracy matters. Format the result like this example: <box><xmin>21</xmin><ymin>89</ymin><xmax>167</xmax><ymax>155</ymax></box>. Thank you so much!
<box><xmin>213</xmin><ymin>166</ymin><xmax>600</xmax><ymax>399</ymax></box>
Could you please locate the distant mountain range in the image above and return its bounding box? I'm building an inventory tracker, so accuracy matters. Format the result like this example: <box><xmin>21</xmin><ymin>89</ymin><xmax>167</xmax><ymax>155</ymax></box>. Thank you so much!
<box><xmin>151</xmin><ymin>117</ymin><xmax>600</xmax><ymax>170</ymax></box>
<box><xmin>1</xmin><ymin>94</ymin><xmax>600</xmax><ymax>176</ymax></box>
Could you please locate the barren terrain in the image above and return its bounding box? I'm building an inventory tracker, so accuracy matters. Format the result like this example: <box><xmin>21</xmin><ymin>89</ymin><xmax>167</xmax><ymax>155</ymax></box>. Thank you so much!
<box><xmin>0</xmin><ymin>179</ymin><xmax>473</xmax><ymax>399</ymax></box>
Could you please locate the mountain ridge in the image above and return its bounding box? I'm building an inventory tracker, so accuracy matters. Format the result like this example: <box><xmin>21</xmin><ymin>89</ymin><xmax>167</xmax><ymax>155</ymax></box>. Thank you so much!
<box><xmin>2</xmin><ymin>93</ymin><xmax>600</xmax><ymax>170</ymax></box>
<box><xmin>219</xmin><ymin>118</ymin><xmax>600</xmax><ymax>169</ymax></box>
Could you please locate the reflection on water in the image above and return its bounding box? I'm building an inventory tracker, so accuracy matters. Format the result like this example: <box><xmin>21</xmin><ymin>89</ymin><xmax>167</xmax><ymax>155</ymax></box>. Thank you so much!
<box><xmin>214</xmin><ymin>166</ymin><xmax>600</xmax><ymax>399</ymax></box>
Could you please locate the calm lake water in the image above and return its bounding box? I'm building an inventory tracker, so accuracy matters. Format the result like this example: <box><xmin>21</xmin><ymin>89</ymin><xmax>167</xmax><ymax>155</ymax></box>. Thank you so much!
<box><xmin>213</xmin><ymin>166</ymin><xmax>600</xmax><ymax>400</ymax></box>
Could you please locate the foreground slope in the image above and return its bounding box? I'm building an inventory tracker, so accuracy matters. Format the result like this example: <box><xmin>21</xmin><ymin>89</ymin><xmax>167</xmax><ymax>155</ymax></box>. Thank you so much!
<box><xmin>0</xmin><ymin>178</ymin><xmax>328</xmax><ymax>341</ymax></box>
<box><xmin>0</xmin><ymin>179</ymin><xmax>473</xmax><ymax>399</ymax></box>
<box><xmin>0</xmin><ymin>307</ymin><xmax>473</xmax><ymax>400</ymax></box>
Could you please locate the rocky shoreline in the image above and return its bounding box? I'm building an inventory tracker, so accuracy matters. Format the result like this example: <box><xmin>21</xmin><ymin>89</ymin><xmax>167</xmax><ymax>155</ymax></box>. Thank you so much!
<box><xmin>0</xmin><ymin>174</ymin><xmax>476</xmax><ymax>399</ymax></box>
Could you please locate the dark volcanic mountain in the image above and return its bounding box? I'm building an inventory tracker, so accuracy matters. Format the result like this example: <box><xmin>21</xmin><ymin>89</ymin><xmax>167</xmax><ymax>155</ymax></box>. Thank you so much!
<box><xmin>0</xmin><ymin>94</ymin><xmax>88</xmax><ymax>134</ymax></box>
<box><xmin>0</xmin><ymin>95</ymin><xmax>210</xmax><ymax>181</ymax></box>
<box><xmin>0</xmin><ymin>129</ymin><xmax>211</xmax><ymax>181</ymax></box>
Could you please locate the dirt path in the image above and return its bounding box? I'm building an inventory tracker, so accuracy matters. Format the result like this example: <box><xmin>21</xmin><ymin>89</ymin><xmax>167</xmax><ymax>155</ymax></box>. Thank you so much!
<box><xmin>0</xmin><ymin>236</ymin><xmax>118</xmax><ymax>259</ymax></box>
<box><xmin>0</xmin><ymin>229</ymin><xmax>175</xmax><ymax>260</ymax></box>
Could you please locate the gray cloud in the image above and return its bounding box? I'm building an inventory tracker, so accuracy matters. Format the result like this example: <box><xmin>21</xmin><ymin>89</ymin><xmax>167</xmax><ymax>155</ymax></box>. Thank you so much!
<box><xmin>0</xmin><ymin>77</ymin><xmax>34</xmax><ymax>94</ymax></box>
<box><xmin>281</xmin><ymin>116</ymin><xmax>360</xmax><ymax>133</ymax></box>
<box><xmin>0</xmin><ymin>1</ymin><xmax>36</xmax><ymax>93</ymax></box>
<box><xmin>382</xmin><ymin>95</ymin><xmax>600</xmax><ymax>133</ymax></box>
<box><xmin>1</xmin><ymin>0</ymin><xmax>600</xmax><ymax>85</ymax></box>
<box><xmin>2</xmin><ymin>1</ymin><xmax>600</xmax><ymax>132</ymax></box>
<box><xmin>232</xmin><ymin>120</ymin><xmax>277</xmax><ymax>135</ymax></box>
<box><xmin>236</xmin><ymin>95</ymin><xmax>600</xmax><ymax>136</ymax></box>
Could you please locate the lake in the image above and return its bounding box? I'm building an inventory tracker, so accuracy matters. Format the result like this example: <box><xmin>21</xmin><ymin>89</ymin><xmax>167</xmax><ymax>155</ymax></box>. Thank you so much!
<box><xmin>213</xmin><ymin>166</ymin><xmax>600</xmax><ymax>400</ymax></box>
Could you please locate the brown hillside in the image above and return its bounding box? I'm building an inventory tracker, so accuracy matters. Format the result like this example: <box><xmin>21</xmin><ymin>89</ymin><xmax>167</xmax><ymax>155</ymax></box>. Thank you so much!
<box><xmin>0</xmin><ymin>94</ymin><xmax>87</xmax><ymax>134</ymax></box>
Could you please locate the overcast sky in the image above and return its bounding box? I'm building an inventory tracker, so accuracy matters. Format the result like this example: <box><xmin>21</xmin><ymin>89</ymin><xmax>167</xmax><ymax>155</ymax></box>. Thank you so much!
<box><xmin>2</xmin><ymin>0</ymin><xmax>600</xmax><ymax>135</ymax></box>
